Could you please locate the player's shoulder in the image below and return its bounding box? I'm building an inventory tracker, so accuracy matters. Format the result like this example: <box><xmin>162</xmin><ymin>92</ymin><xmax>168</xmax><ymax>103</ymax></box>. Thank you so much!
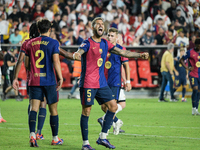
<box><xmin>116</xmin><ymin>43</ymin><xmax>123</xmax><ymax>49</ymax></box>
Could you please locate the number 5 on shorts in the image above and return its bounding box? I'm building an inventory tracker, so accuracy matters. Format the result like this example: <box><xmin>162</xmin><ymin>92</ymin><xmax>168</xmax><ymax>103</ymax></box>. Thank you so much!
<box><xmin>87</xmin><ymin>89</ymin><xmax>91</xmax><ymax>97</ymax></box>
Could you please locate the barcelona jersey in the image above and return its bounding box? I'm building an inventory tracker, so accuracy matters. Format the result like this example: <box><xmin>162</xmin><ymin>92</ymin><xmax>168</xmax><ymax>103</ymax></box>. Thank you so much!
<box><xmin>182</xmin><ymin>49</ymin><xmax>200</xmax><ymax>78</ymax></box>
<box><xmin>25</xmin><ymin>36</ymin><xmax>60</xmax><ymax>86</ymax></box>
<box><xmin>79</xmin><ymin>37</ymin><xmax>115</xmax><ymax>88</ymax></box>
<box><xmin>174</xmin><ymin>56</ymin><xmax>187</xmax><ymax>79</ymax></box>
<box><xmin>104</xmin><ymin>44</ymin><xmax>128</xmax><ymax>87</ymax></box>
<box><xmin>20</xmin><ymin>39</ymin><xmax>32</xmax><ymax>82</ymax></box>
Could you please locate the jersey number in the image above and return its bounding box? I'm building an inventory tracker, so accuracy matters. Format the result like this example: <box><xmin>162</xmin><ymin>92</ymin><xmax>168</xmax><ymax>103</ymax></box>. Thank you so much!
<box><xmin>87</xmin><ymin>89</ymin><xmax>91</xmax><ymax>97</ymax></box>
<box><xmin>35</xmin><ymin>50</ymin><xmax>44</xmax><ymax>68</ymax></box>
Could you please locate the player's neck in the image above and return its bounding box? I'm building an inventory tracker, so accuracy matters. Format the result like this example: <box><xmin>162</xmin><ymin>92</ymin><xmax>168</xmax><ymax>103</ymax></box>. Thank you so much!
<box><xmin>41</xmin><ymin>32</ymin><xmax>50</xmax><ymax>37</ymax></box>
<box><xmin>92</xmin><ymin>35</ymin><xmax>102</xmax><ymax>42</ymax></box>
<box><xmin>112</xmin><ymin>42</ymin><xmax>116</xmax><ymax>45</ymax></box>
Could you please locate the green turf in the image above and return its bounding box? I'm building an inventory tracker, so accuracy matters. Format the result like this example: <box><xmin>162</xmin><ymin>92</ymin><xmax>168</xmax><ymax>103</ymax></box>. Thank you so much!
<box><xmin>0</xmin><ymin>98</ymin><xmax>200</xmax><ymax>150</ymax></box>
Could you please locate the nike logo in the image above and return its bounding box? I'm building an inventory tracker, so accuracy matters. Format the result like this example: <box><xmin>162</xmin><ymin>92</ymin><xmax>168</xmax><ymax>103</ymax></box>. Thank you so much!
<box><xmin>93</xmin><ymin>47</ymin><xmax>96</xmax><ymax>49</ymax></box>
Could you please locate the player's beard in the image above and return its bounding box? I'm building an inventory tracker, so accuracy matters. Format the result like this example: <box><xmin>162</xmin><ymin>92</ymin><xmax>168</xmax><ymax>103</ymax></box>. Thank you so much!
<box><xmin>93</xmin><ymin>28</ymin><xmax>103</xmax><ymax>38</ymax></box>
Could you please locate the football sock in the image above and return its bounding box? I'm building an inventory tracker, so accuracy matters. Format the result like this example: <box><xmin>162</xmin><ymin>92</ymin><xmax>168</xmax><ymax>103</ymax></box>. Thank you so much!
<box><xmin>182</xmin><ymin>87</ymin><xmax>186</xmax><ymax>98</ymax></box>
<box><xmin>80</xmin><ymin>114</ymin><xmax>89</xmax><ymax>141</ymax></box>
<box><xmin>101</xmin><ymin>110</ymin><xmax>115</xmax><ymax>133</ymax></box>
<box><xmin>37</xmin><ymin>108</ymin><xmax>46</xmax><ymax>135</ymax></box>
<box><xmin>30</xmin><ymin>132</ymin><xmax>36</xmax><ymax>139</ymax></box>
<box><xmin>116</xmin><ymin>104</ymin><xmax>122</xmax><ymax>114</ymax></box>
<box><xmin>192</xmin><ymin>90</ymin><xmax>198</xmax><ymax>108</ymax></box>
<box><xmin>50</xmin><ymin>115</ymin><xmax>59</xmax><ymax>136</ymax></box>
<box><xmin>113</xmin><ymin>116</ymin><xmax>118</xmax><ymax>123</ymax></box>
<box><xmin>100</xmin><ymin>132</ymin><xmax>107</xmax><ymax>139</ymax></box>
<box><xmin>29</xmin><ymin>111</ymin><xmax>37</xmax><ymax>133</ymax></box>
<box><xmin>196</xmin><ymin>92</ymin><xmax>200</xmax><ymax>109</ymax></box>
<box><xmin>28</xmin><ymin>104</ymin><xmax>30</xmax><ymax>115</ymax></box>
<box><xmin>52</xmin><ymin>135</ymin><xmax>59</xmax><ymax>142</ymax></box>
<box><xmin>83</xmin><ymin>140</ymin><xmax>89</xmax><ymax>146</ymax></box>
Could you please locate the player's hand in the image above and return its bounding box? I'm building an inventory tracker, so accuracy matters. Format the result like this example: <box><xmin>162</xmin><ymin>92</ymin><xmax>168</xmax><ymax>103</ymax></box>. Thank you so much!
<box><xmin>170</xmin><ymin>71</ymin><xmax>173</xmax><ymax>75</ymax></box>
<box><xmin>175</xmin><ymin>71</ymin><xmax>179</xmax><ymax>76</ymax></box>
<box><xmin>12</xmin><ymin>79</ymin><xmax>19</xmax><ymax>90</ymax></box>
<box><xmin>73</xmin><ymin>52</ymin><xmax>81</xmax><ymax>60</ymax></box>
<box><xmin>188</xmin><ymin>66</ymin><xmax>194</xmax><ymax>71</ymax></box>
<box><xmin>56</xmin><ymin>78</ymin><xmax>63</xmax><ymax>91</ymax></box>
<box><xmin>125</xmin><ymin>83</ymin><xmax>132</xmax><ymax>92</ymax></box>
<box><xmin>140</xmin><ymin>53</ymin><xmax>149</xmax><ymax>59</ymax></box>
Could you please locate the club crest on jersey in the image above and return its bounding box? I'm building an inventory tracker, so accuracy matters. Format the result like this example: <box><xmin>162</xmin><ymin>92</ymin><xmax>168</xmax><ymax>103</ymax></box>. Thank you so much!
<box><xmin>87</xmin><ymin>98</ymin><xmax>91</xmax><ymax>102</ymax></box>
<box><xmin>105</xmin><ymin>61</ymin><xmax>112</xmax><ymax>69</ymax></box>
<box><xmin>97</xmin><ymin>58</ymin><xmax>103</xmax><ymax>67</ymax></box>
<box><xmin>107</xmin><ymin>53</ymin><xmax>111</xmax><ymax>58</ymax></box>
<box><xmin>99</xmin><ymin>49</ymin><xmax>103</xmax><ymax>54</ymax></box>
<box><xmin>196</xmin><ymin>62</ymin><xmax>200</xmax><ymax>68</ymax></box>
<box><xmin>80</xmin><ymin>43</ymin><xmax>86</xmax><ymax>47</ymax></box>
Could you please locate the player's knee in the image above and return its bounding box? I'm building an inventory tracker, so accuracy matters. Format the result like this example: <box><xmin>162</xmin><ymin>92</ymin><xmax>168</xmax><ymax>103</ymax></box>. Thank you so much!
<box><xmin>82</xmin><ymin>106</ymin><xmax>92</xmax><ymax>116</ymax></box>
<box><xmin>107</xmin><ymin>101</ymin><xmax>118</xmax><ymax>113</ymax></box>
<box><xmin>101</xmin><ymin>104</ymin><xmax>107</xmax><ymax>113</ymax></box>
<box><xmin>120</xmin><ymin>102</ymin><xmax>126</xmax><ymax>109</ymax></box>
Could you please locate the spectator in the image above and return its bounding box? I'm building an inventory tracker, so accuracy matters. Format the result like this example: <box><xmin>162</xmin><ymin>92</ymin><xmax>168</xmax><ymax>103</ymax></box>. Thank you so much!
<box><xmin>124</xmin><ymin>28</ymin><xmax>138</xmax><ymax>46</ymax></box>
<box><xmin>52</xmin><ymin>13</ymin><xmax>61</xmax><ymax>34</ymax></box>
<box><xmin>154</xmin><ymin>27</ymin><xmax>165</xmax><ymax>45</ymax></box>
<box><xmin>143</xmin><ymin>11</ymin><xmax>153</xmax><ymax>31</ymax></box>
<box><xmin>77</xmin><ymin>30</ymin><xmax>86</xmax><ymax>45</ymax></box>
<box><xmin>194</xmin><ymin>15</ymin><xmax>200</xmax><ymax>36</ymax></box>
<box><xmin>174</xmin><ymin>9</ymin><xmax>187</xmax><ymax>31</ymax></box>
<box><xmin>163</xmin><ymin>29</ymin><xmax>177</xmax><ymax>45</ymax></box>
<box><xmin>154</xmin><ymin>9</ymin><xmax>171</xmax><ymax>27</ymax></box>
<box><xmin>192</xmin><ymin>2</ymin><xmax>199</xmax><ymax>22</ymax></box>
<box><xmin>10</xmin><ymin>18</ymin><xmax>19</xmax><ymax>33</ymax></box>
<box><xmin>85</xmin><ymin>20</ymin><xmax>93</xmax><ymax>38</ymax></box>
<box><xmin>0</xmin><ymin>4</ymin><xmax>7</xmax><ymax>20</ymax></box>
<box><xmin>185</xmin><ymin>0</ymin><xmax>195</xmax><ymax>34</ymax></box>
<box><xmin>67</xmin><ymin>10</ymin><xmax>76</xmax><ymax>26</ymax></box>
<box><xmin>118</xmin><ymin>16</ymin><xmax>130</xmax><ymax>36</ymax></box>
<box><xmin>79</xmin><ymin>10</ymin><xmax>88</xmax><ymax>25</ymax></box>
<box><xmin>8</xmin><ymin>5</ymin><xmax>20</xmax><ymax>22</ymax></box>
<box><xmin>176</xmin><ymin>0</ymin><xmax>189</xmax><ymax>24</ymax></box>
<box><xmin>3</xmin><ymin>17</ymin><xmax>12</xmax><ymax>44</ymax></box>
<box><xmin>18</xmin><ymin>17</ymin><xmax>31</xmax><ymax>31</ymax></box>
<box><xmin>19</xmin><ymin>25</ymin><xmax>29</xmax><ymax>43</ymax></box>
<box><xmin>166</xmin><ymin>0</ymin><xmax>177</xmax><ymax>21</ymax></box>
<box><xmin>101</xmin><ymin>8</ymin><xmax>113</xmax><ymax>23</ymax></box>
<box><xmin>65</xmin><ymin>0</ymin><xmax>76</xmax><ymax>12</ymax></box>
<box><xmin>153</xmin><ymin>18</ymin><xmax>164</xmax><ymax>36</ymax></box>
<box><xmin>110</xmin><ymin>16</ymin><xmax>119</xmax><ymax>29</ymax></box>
<box><xmin>17</xmin><ymin>0</ymin><xmax>34</xmax><ymax>11</ymax></box>
<box><xmin>107</xmin><ymin>0</ymin><xmax>125</xmax><ymax>11</ymax></box>
<box><xmin>9</xmin><ymin>28</ymin><xmax>22</xmax><ymax>44</ymax></box>
<box><xmin>74</xmin><ymin>19</ymin><xmax>85</xmax><ymax>39</ymax></box>
<box><xmin>129</xmin><ymin>0</ymin><xmax>138</xmax><ymax>15</ymax></box>
<box><xmin>2</xmin><ymin>46</ymin><xmax>22</xmax><ymax>101</ymax></box>
<box><xmin>188</xmin><ymin>35</ymin><xmax>196</xmax><ymax>50</ymax></box>
<box><xmin>59</xmin><ymin>14</ymin><xmax>68</xmax><ymax>29</ymax></box>
<box><xmin>175</xmin><ymin>30</ymin><xmax>189</xmax><ymax>50</ymax></box>
<box><xmin>92</xmin><ymin>0</ymin><xmax>103</xmax><ymax>15</ymax></box>
<box><xmin>59</xmin><ymin>26</ymin><xmax>69</xmax><ymax>45</ymax></box>
<box><xmin>159</xmin><ymin>43</ymin><xmax>177</xmax><ymax>102</ymax></box>
<box><xmin>110</xmin><ymin>6</ymin><xmax>118</xmax><ymax>18</ymax></box>
<box><xmin>19</xmin><ymin>5</ymin><xmax>31</xmax><ymax>22</ymax></box>
<box><xmin>140</xmin><ymin>30</ymin><xmax>155</xmax><ymax>46</ymax></box>
<box><xmin>32</xmin><ymin>4</ymin><xmax>44</xmax><ymax>21</ymax></box>
<box><xmin>75</xmin><ymin>0</ymin><xmax>92</xmax><ymax>18</ymax></box>
<box><xmin>0</xmin><ymin>15</ymin><xmax>10</xmax><ymax>43</ymax></box>
<box><xmin>133</xmin><ymin>14</ymin><xmax>148</xmax><ymax>38</ymax></box>
<box><xmin>45</xmin><ymin>4</ymin><xmax>54</xmax><ymax>22</ymax></box>
<box><xmin>67</xmin><ymin>28</ymin><xmax>76</xmax><ymax>45</ymax></box>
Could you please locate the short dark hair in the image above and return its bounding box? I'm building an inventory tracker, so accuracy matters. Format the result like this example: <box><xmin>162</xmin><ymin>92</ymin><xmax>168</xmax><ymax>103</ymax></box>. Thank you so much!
<box><xmin>29</xmin><ymin>23</ymin><xmax>40</xmax><ymax>39</ymax></box>
<box><xmin>37</xmin><ymin>19</ymin><xmax>51</xmax><ymax>34</ymax></box>
<box><xmin>195</xmin><ymin>38</ymin><xmax>200</xmax><ymax>45</ymax></box>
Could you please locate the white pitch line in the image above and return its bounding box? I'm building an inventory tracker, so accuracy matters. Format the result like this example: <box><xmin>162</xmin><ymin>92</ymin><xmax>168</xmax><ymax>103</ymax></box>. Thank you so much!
<box><xmin>121</xmin><ymin>133</ymin><xmax>200</xmax><ymax>140</ymax></box>
<box><xmin>0</xmin><ymin>126</ymin><xmax>199</xmax><ymax>140</ymax></box>
<box><xmin>2</xmin><ymin>123</ymin><xmax>200</xmax><ymax>129</ymax></box>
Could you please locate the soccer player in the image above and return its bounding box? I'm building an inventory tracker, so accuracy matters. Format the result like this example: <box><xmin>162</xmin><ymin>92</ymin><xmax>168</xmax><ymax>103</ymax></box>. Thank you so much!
<box><xmin>180</xmin><ymin>38</ymin><xmax>200</xmax><ymax>115</ymax></box>
<box><xmin>73</xmin><ymin>17</ymin><xmax>149</xmax><ymax>150</ymax></box>
<box><xmin>97</xmin><ymin>28</ymin><xmax>131</xmax><ymax>135</ymax></box>
<box><xmin>173</xmin><ymin>47</ymin><xmax>187</xmax><ymax>102</ymax></box>
<box><xmin>25</xmin><ymin>19</ymin><xmax>63</xmax><ymax>147</ymax></box>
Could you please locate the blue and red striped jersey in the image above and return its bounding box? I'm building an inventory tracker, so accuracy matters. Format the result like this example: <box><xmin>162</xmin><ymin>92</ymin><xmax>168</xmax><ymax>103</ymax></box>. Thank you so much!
<box><xmin>25</xmin><ymin>36</ymin><xmax>60</xmax><ymax>86</ymax></box>
<box><xmin>104</xmin><ymin>44</ymin><xmax>128</xmax><ymax>87</ymax></box>
<box><xmin>182</xmin><ymin>48</ymin><xmax>200</xmax><ymax>78</ymax></box>
<box><xmin>79</xmin><ymin>37</ymin><xmax>115</xmax><ymax>88</ymax></box>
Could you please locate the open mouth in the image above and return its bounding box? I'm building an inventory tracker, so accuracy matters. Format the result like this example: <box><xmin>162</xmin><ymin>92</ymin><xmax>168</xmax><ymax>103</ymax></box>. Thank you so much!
<box><xmin>98</xmin><ymin>27</ymin><xmax>103</xmax><ymax>34</ymax></box>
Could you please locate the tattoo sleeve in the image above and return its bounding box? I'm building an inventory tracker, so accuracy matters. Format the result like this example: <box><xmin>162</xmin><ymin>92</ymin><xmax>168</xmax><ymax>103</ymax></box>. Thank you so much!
<box><xmin>76</xmin><ymin>49</ymin><xmax>85</xmax><ymax>55</ymax></box>
<box><xmin>111</xmin><ymin>47</ymin><xmax>140</xmax><ymax>58</ymax></box>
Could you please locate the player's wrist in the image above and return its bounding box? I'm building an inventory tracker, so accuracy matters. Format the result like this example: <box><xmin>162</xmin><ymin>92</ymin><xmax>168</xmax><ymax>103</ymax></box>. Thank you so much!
<box><xmin>73</xmin><ymin>52</ymin><xmax>77</xmax><ymax>60</ymax></box>
<box><xmin>126</xmin><ymin>80</ymin><xmax>130</xmax><ymax>84</ymax></box>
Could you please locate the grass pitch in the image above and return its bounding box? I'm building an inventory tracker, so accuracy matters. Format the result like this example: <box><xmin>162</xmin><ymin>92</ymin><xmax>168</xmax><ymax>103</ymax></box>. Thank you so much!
<box><xmin>0</xmin><ymin>98</ymin><xmax>200</xmax><ymax>150</ymax></box>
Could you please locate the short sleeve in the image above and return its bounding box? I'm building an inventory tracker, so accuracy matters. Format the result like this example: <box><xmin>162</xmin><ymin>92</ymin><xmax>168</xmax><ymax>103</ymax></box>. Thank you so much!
<box><xmin>53</xmin><ymin>40</ymin><xmax>60</xmax><ymax>54</ymax></box>
<box><xmin>78</xmin><ymin>40</ymin><xmax>90</xmax><ymax>52</ymax></box>
<box><xmin>182</xmin><ymin>50</ymin><xmax>190</xmax><ymax>60</ymax></box>
<box><xmin>106</xmin><ymin>40</ymin><xmax>115</xmax><ymax>52</ymax></box>
<box><xmin>121</xmin><ymin>47</ymin><xmax>129</xmax><ymax>62</ymax></box>
<box><xmin>20</xmin><ymin>41</ymin><xmax>27</xmax><ymax>53</ymax></box>
<box><xmin>25</xmin><ymin>41</ymin><xmax>30</xmax><ymax>56</ymax></box>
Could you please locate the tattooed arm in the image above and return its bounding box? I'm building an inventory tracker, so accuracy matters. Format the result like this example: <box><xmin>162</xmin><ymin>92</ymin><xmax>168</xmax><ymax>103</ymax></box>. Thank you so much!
<box><xmin>110</xmin><ymin>47</ymin><xmax>149</xmax><ymax>59</ymax></box>
<box><xmin>73</xmin><ymin>49</ymin><xmax>85</xmax><ymax>60</ymax></box>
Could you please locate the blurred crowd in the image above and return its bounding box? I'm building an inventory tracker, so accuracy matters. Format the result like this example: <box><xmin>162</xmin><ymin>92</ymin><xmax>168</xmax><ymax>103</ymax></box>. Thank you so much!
<box><xmin>0</xmin><ymin>0</ymin><xmax>198</xmax><ymax>49</ymax></box>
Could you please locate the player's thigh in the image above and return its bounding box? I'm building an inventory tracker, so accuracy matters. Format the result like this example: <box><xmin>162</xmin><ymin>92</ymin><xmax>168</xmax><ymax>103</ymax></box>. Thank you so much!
<box><xmin>44</xmin><ymin>85</ymin><xmax>58</xmax><ymax>105</ymax></box>
<box><xmin>80</xmin><ymin>87</ymin><xmax>97</xmax><ymax>105</ymax></box>
<box><xmin>40</xmin><ymin>97</ymin><xmax>47</xmax><ymax>108</ymax></box>
<box><xmin>189</xmin><ymin>76</ymin><xmax>198</xmax><ymax>89</ymax></box>
<box><xmin>110</xmin><ymin>86</ymin><xmax>120</xmax><ymax>101</ymax></box>
<box><xmin>29</xmin><ymin>86</ymin><xmax>44</xmax><ymax>112</ymax></box>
